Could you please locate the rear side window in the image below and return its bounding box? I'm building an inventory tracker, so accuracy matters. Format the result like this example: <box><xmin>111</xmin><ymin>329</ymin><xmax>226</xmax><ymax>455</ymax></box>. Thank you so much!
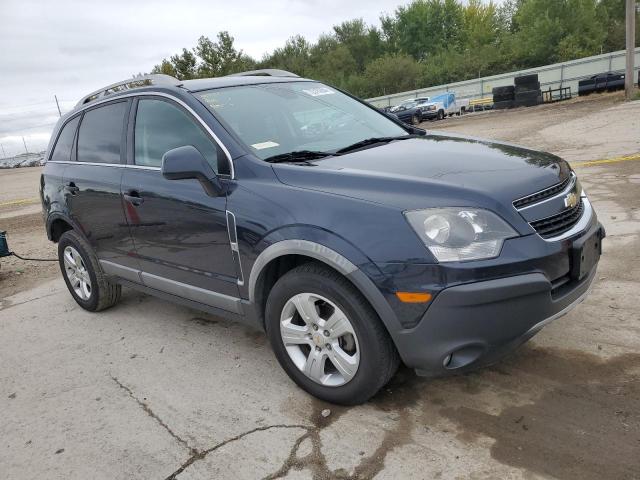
<box><xmin>77</xmin><ymin>102</ymin><xmax>127</xmax><ymax>164</ymax></box>
<box><xmin>50</xmin><ymin>116</ymin><xmax>80</xmax><ymax>162</ymax></box>
<box><xmin>134</xmin><ymin>98</ymin><xmax>227</xmax><ymax>174</ymax></box>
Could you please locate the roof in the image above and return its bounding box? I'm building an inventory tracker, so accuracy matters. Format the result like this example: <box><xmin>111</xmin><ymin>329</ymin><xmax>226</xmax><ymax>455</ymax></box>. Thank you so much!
<box><xmin>182</xmin><ymin>75</ymin><xmax>312</xmax><ymax>92</ymax></box>
<box><xmin>73</xmin><ymin>70</ymin><xmax>313</xmax><ymax>109</ymax></box>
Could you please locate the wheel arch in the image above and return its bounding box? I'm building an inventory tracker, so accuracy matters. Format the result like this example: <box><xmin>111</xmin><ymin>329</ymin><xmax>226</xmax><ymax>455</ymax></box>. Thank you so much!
<box><xmin>248</xmin><ymin>240</ymin><xmax>403</xmax><ymax>342</ymax></box>
<box><xmin>46</xmin><ymin>213</ymin><xmax>76</xmax><ymax>243</ymax></box>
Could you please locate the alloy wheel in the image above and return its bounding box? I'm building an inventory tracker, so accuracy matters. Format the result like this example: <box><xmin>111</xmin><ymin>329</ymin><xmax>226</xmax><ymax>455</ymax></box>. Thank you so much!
<box><xmin>280</xmin><ymin>292</ymin><xmax>360</xmax><ymax>387</ymax></box>
<box><xmin>63</xmin><ymin>246</ymin><xmax>92</xmax><ymax>300</ymax></box>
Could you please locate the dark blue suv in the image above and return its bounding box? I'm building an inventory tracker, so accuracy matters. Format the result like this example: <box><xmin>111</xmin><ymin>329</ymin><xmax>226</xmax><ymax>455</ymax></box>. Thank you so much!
<box><xmin>41</xmin><ymin>70</ymin><xmax>603</xmax><ymax>404</ymax></box>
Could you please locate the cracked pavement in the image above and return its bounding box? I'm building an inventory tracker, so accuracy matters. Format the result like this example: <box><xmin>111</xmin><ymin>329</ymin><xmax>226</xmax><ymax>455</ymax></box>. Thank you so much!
<box><xmin>1</xmin><ymin>94</ymin><xmax>639</xmax><ymax>479</ymax></box>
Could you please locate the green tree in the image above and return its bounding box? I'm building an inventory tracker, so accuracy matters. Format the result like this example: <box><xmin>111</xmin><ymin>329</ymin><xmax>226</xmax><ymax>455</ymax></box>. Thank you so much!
<box><xmin>260</xmin><ymin>35</ymin><xmax>312</xmax><ymax>76</ymax></box>
<box><xmin>393</xmin><ymin>0</ymin><xmax>465</xmax><ymax>60</ymax></box>
<box><xmin>332</xmin><ymin>19</ymin><xmax>385</xmax><ymax>71</ymax></box>
<box><xmin>195</xmin><ymin>31</ymin><xmax>255</xmax><ymax>77</ymax></box>
<box><xmin>362</xmin><ymin>54</ymin><xmax>423</xmax><ymax>96</ymax></box>
<box><xmin>511</xmin><ymin>0</ymin><xmax>606</xmax><ymax>66</ymax></box>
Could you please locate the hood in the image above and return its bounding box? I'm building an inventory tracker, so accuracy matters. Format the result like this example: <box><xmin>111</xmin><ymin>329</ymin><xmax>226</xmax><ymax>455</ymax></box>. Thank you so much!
<box><xmin>271</xmin><ymin>133</ymin><xmax>571</xmax><ymax>228</ymax></box>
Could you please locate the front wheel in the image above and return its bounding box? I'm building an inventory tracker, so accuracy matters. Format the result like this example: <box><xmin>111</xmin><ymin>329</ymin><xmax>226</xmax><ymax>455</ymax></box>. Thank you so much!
<box><xmin>437</xmin><ymin>110</ymin><xmax>445</xmax><ymax>120</ymax></box>
<box><xmin>411</xmin><ymin>113</ymin><xmax>421</xmax><ymax>125</ymax></box>
<box><xmin>265</xmin><ymin>263</ymin><xmax>399</xmax><ymax>405</ymax></box>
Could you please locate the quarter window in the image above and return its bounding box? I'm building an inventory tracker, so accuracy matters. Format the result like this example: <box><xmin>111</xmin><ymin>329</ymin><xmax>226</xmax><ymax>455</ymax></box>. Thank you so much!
<box><xmin>134</xmin><ymin>98</ymin><xmax>226</xmax><ymax>174</ymax></box>
<box><xmin>50</xmin><ymin>116</ymin><xmax>80</xmax><ymax>162</ymax></box>
<box><xmin>77</xmin><ymin>102</ymin><xmax>127</xmax><ymax>164</ymax></box>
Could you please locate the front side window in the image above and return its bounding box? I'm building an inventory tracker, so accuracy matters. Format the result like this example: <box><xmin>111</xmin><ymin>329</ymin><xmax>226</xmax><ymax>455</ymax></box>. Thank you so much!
<box><xmin>197</xmin><ymin>82</ymin><xmax>408</xmax><ymax>160</ymax></box>
<box><xmin>77</xmin><ymin>102</ymin><xmax>127</xmax><ymax>164</ymax></box>
<box><xmin>134</xmin><ymin>98</ymin><xmax>226</xmax><ymax>174</ymax></box>
<box><xmin>50</xmin><ymin>115</ymin><xmax>80</xmax><ymax>162</ymax></box>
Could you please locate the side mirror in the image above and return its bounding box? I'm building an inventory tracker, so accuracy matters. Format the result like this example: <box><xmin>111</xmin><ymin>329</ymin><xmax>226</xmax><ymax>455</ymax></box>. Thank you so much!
<box><xmin>161</xmin><ymin>146</ymin><xmax>224</xmax><ymax>197</ymax></box>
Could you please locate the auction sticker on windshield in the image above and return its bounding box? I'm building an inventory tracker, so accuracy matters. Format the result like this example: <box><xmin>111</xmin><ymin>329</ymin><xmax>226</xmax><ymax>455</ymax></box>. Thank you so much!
<box><xmin>302</xmin><ymin>87</ymin><xmax>335</xmax><ymax>97</ymax></box>
<box><xmin>251</xmin><ymin>141</ymin><xmax>280</xmax><ymax>150</ymax></box>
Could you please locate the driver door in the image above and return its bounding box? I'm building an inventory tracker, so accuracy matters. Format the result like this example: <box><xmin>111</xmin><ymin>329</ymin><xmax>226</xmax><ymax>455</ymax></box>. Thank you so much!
<box><xmin>121</xmin><ymin>96</ymin><xmax>240</xmax><ymax>311</ymax></box>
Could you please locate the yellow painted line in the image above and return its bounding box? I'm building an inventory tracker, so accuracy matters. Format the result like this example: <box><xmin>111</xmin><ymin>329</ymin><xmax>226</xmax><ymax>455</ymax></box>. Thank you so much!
<box><xmin>0</xmin><ymin>197</ymin><xmax>39</xmax><ymax>208</ymax></box>
<box><xmin>572</xmin><ymin>153</ymin><xmax>640</xmax><ymax>168</ymax></box>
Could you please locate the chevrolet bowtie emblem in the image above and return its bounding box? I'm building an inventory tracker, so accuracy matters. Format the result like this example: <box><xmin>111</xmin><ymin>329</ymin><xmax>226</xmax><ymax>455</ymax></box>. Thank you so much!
<box><xmin>564</xmin><ymin>191</ymin><xmax>578</xmax><ymax>209</ymax></box>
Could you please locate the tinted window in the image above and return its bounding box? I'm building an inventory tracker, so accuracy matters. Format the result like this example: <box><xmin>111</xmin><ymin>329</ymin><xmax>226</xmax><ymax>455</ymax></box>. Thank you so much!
<box><xmin>134</xmin><ymin>99</ymin><xmax>225</xmax><ymax>173</ymax></box>
<box><xmin>77</xmin><ymin>102</ymin><xmax>126</xmax><ymax>164</ymax></box>
<box><xmin>50</xmin><ymin>116</ymin><xmax>80</xmax><ymax>162</ymax></box>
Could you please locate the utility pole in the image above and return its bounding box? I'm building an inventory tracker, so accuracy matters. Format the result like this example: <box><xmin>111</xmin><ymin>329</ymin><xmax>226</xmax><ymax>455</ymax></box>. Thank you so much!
<box><xmin>625</xmin><ymin>0</ymin><xmax>636</xmax><ymax>100</ymax></box>
<box><xmin>54</xmin><ymin>95</ymin><xmax>62</xmax><ymax>117</ymax></box>
<box><xmin>22</xmin><ymin>136</ymin><xmax>28</xmax><ymax>154</ymax></box>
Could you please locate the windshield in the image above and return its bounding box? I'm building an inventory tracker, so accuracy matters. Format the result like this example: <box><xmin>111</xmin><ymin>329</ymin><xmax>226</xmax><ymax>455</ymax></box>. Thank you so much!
<box><xmin>197</xmin><ymin>81</ymin><xmax>408</xmax><ymax>159</ymax></box>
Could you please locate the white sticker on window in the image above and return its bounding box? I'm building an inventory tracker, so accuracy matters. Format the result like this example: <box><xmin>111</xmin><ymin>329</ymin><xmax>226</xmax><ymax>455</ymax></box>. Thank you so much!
<box><xmin>251</xmin><ymin>141</ymin><xmax>280</xmax><ymax>150</ymax></box>
<box><xmin>302</xmin><ymin>87</ymin><xmax>335</xmax><ymax>97</ymax></box>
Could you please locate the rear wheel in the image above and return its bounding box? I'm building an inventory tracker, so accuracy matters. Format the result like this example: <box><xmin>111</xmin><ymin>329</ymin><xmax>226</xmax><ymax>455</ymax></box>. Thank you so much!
<box><xmin>265</xmin><ymin>263</ymin><xmax>399</xmax><ymax>405</ymax></box>
<box><xmin>58</xmin><ymin>230</ymin><xmax>121</xmax><ymax>312</ymax></box>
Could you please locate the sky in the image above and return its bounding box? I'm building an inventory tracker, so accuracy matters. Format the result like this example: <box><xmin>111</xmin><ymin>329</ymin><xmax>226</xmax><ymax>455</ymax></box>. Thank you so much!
<box><xmin>0</xmin><ymin>0</ymin><xmax>420</xmax><ymax>157</ymax></box>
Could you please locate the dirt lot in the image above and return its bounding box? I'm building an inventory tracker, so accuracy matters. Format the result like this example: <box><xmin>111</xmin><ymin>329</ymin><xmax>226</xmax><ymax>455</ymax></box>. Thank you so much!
<box><xmin>1</xmin><ymin>92</ymin><xmax>639</xmax><ymax>480</ymax></box>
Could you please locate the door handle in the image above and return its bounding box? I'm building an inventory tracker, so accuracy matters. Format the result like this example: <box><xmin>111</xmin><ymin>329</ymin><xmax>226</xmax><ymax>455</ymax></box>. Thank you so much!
<box><xmin>123</xmin><ymin>191</ymin><xmax>144</xmax><ymax>206</ymax></box>
<box><xmin>65</xmin><ymin>182</ymin><xmax>79</xmax><ymax>195</ymax></box>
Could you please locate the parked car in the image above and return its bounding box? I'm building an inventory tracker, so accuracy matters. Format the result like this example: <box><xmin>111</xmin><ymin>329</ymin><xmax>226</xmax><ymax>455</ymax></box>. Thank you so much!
<box><xmin>390</xmin><ymin>97</ymin><xmax>430</xmax><ymax>113</ymax></box>
<box><xmin>578</xmin><ymin>72</ymin><xmax>625</xmax><ymax>96</ymax></box>
<box><xmin>419</xmin><ymin>92</ymin><xmax>462</xmax><ymax>120</ymax></box>
<box><xmin>389</xmin><ymin>98</ymin><xmax>432</xmax><ymax>125</ymax></box>
<box><xmin>42</xmin><ymin>71</ymin><xmax>604</xmax><ymax>405</ymax></box>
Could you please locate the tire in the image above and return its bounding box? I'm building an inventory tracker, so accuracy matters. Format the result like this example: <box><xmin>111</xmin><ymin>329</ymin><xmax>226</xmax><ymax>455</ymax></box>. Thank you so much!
<box><xmin>411</xmin><ymin>113</ymin><xmax>421</xmax><ymax>125</ymax></box>
<box><xmin>437</xmin><ymin>110</ymin><xmax>445</xmax><ymax>120</ymax></box>
<box><xmin>494</xmin><ymin>99</ymin><xmax>514</xmax><ymax>110</ymax></box>
<box><xmin>514</xmin><ymin>89</ymin><xmax>541</xmax><ymax>107</ymax></box>
<box><xmin>514</xmin><ymin>74</ymin><xmax>538</xmax><ymax>86</ymax></box>
<box><xmin>265</xmin><ymin>263</ymin><xmax>400</xmax><ymax>405</ymax></box>
<box><xmin>492</xmin><ymin>85</ymin><xmax>515</xmax><ymax>97</ymax></box>
<box><xmin>515</xmin><ymin>82</ymin><xmax>540</xmax><ymax>94</ymax></box>
<box><xmin>58</xmin><ymin>230</ymin><xmax>121</xmax><ymax>312</ymax></box>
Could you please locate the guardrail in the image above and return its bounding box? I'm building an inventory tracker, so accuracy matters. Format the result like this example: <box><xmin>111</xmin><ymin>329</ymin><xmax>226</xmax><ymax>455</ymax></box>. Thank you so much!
<box><xmin>367</xmin><ymin>48</ymin><xmax>640</xmax><ymax>107</ymax></box>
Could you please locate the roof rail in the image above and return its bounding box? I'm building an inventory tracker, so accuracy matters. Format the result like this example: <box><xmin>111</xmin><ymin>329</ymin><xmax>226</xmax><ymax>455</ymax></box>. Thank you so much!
<box><xmin>75</xmin><ymin>74</ymin><xmax>181</xmax><ymax>108</ymax></box>
<box><xmin>226</xmin><ymin>69</ymin><xmax>299</xmax><ymax>78</ymax></box>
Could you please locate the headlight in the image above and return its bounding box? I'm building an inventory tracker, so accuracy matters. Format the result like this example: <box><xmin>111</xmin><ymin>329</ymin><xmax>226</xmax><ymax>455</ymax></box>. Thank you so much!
<box><xmin>404</xmin><ymin>208</ymin><xmax>517</xmax><ymax>262</ymax></box>
<box><xmin>427</xmin><ymin>105</ymin><xmax>436</xmax><ymax>111</ymax></box>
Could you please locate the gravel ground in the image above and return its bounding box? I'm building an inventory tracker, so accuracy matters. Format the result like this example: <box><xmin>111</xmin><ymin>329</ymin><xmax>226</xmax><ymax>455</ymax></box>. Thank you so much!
<box><xmin>1</xmin><ymin>92</ymin><xmax>639</xmax><ymax>480</ymax></box>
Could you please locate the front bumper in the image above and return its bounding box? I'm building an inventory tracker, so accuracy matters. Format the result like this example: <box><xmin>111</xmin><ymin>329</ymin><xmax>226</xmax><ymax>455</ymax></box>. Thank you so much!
<box><xmin>388</xmin><ymin>221</ymin><xmax>604</xmax><ymax>376</ymax></box>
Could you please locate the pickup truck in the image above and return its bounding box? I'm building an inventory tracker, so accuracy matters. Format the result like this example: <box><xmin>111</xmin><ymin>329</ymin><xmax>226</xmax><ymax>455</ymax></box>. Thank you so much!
<box><xmin>419</xmin><ymin>93</ymin><xmax>463</xmax><ymax>120</ymax></box>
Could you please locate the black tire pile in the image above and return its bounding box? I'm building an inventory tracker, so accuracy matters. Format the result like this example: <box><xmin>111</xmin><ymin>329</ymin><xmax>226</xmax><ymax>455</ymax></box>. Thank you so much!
<box><xmin>493</xmin><ymin>74</ymin><xmax>542</xmax><ymax>110</ymax></box>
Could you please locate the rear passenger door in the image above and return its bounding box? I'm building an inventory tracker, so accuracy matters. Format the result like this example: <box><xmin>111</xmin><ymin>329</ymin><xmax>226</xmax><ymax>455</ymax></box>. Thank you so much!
<box><xmin>64</xmin><ymin>100</ymin><xmax>136</xmax><ymax>269</ymax></box>
<box><xmin>121</xmin><ymin>96</ymin><xmax>240</xmax><ymax>309</ymax></box>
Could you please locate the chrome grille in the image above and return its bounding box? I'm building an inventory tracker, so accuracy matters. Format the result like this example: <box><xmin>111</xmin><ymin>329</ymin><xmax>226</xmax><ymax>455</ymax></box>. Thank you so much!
<box><xmin>513</xmin><ymin>174</ymin><xmax>574</xmax><ymax>209</ymax></box>
<box><xmin>530</xmin><ymin>200</ymin><xmax>584</xmax><ymax>238</ymax></box>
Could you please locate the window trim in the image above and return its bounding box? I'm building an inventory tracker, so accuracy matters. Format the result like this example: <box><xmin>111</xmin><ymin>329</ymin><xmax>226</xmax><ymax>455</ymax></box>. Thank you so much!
<box><xmin>74</xmin><ymin>99</ymin><xmax>130</xmax><ymax>165</ymax></box>
<box><xmin>47</xmin><ymin>91</ymin><xmax>234</xmax><ymax>179</ymax></box>
<box><xmin>130</xmin><ymin>95</ymin><xmax>230</xmax><ymax>176</ymax></box>
<box><xmin>47</xmin><ymin>114</ymin><xmax>81</xmax><ymax>163</ymax></box>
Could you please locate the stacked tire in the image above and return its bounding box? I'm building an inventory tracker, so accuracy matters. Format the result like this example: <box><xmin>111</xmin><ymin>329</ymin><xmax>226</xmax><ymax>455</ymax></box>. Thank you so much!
<box><xmin>514</xmin><ymin>74</ymin><xmax>542</xmax><ymax>107</ymax></box>
<box><xmin>492</xmin><ymin>85</ymin><xmax>515</xmax><ymax>109</ymax></box>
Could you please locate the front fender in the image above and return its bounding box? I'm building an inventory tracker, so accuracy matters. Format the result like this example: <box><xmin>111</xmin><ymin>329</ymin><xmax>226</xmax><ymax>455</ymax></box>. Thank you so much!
<box><xmin>242</xmin><ymin>229</ymin><xmax>405</xmax><ymax>348</ymax></box>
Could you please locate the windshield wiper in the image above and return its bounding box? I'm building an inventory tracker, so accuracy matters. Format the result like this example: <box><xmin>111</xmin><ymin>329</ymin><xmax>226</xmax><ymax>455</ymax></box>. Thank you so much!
<box><xmin>334</xmin><ymin>135</ymin><xmax>417</xmax><ymax>155</ymax></box>
<box><xmin>263</xmin><ymin>150</ymin><xmax>332</xmax><ymax>163</ymax></box>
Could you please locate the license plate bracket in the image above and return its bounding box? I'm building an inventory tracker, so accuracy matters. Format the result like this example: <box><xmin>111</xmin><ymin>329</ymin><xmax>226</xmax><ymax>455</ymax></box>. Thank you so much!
<box><xmin>570</xmin><ymin>228</ymin><xmax>602</xmax><ymax>280</ymax></box>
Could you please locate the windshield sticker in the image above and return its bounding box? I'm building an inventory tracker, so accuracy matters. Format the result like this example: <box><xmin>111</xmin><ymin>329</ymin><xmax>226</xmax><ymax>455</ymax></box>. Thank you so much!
<box><xmin>302</xmin><ymin>87</ymin><xmax>335</xmax><ymax>97</ymax></box>
<box><xmin>251</xmin><ymin>141</ymin><xmax>280</xmax><ymax>150</ymax></box>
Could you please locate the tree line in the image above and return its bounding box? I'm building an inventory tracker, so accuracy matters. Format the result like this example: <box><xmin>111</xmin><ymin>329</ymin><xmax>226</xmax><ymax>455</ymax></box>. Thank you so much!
<box><xmin>151</xmin><ymin>0</ymin><xmax>638</xmax><ymax>99</ymax></box>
